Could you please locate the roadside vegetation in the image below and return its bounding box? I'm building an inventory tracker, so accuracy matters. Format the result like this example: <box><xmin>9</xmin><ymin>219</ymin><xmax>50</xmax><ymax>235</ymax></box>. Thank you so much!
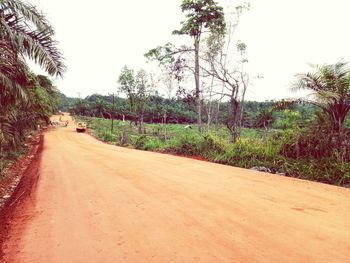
<box><xmin>0</xmin><ymin>0</ymin><xmax>65</xmax><ymax>176</ymax></box>
<box><xmin>75</xmin><ymin>113</ymin><xmax>350</xmax><ymax>187</ymax></box>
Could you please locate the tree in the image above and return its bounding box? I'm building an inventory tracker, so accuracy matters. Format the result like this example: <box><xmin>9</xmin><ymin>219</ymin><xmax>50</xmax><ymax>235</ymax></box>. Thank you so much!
<box><xmin>118</xmin><ymin>66</ymin><xmax>136</xmax><ymax>126</ymax></box>
<box><xmin>0</xmin><ymin>73</ymin><xmax>60</xmax><ymax>174</ymax></box>
<box><xmin>135</xmin><ymin>69</ymin><xmax>151</xmax><ymax>133</ymax></box>
<box><xmin>0</xmin><ymin>0</ymin><xmax>65</xmax><ymax>172</ymax></box>
<box><xmin>293</xmin><ymin>61</ymin><xmax>350</xmax><ymax>135</ymax></box>
<box><xmin>203</xmin><ymin>38</ymin><xmax>249</xmax><ymax>142</ymax></box>
<box><xmin>118</xmin><ymin>66</ymin><xmax>152</xmax><ymax>134</ymax></box>
<box><xmin>254</xmin><ymin>109</ymin><xmax>274</xmax><ymax>139</ymax></box>
<box><xmin>73</xmin><ymin>98</ymin><xmax>89</xmax><ymax>116</ymax></box>
<box><xmin>254</xmin><ymin>100</ymin><xmax>299</xmax><ymax>140</ymax></box>
<box><xmin>146</xmin><ymin>0</ymin><xmax>225</xmax><ymax>132</ymax></box>
<box><xmin>200</xmin><ymin>3</ymin><xmax>250</xmax><ymax>142</ymax></box>
<box><xmin>94</xmin><ymin>99</ymin><xmax>108</xmax><ymax>118</ymax></box>
<box><xmin>160</xmin><ymin>65</ymin><xmax>176</xmax><ymax>99</ymax></box>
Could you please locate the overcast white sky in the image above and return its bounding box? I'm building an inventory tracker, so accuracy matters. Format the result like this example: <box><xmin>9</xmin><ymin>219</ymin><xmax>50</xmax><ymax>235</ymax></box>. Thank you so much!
<box><xmin>29</xmin><ymin>0</ymin><xmax>350</xmax><ymax>101</ymax></box>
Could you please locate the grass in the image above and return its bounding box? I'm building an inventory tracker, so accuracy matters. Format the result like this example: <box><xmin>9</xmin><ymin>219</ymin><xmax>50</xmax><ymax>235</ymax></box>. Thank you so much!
<box><xmin>77</xmin><ymin>116</ymin><xmax>350</xmax><ymax>188</ymax></box>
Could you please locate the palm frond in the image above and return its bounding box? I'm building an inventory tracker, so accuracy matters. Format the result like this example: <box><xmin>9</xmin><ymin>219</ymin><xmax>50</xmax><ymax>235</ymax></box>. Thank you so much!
<box><xmin>8</xmin><ymin>24</ymin><xmax>65</xmax><ymax>76</ymax></box>
<box><xmin>1</xmin><ymin>0</ymin><xmax>51</xmax><ymax>31</ymax></box>
<box><xmin>0</xmin><ymin>0</ymin><xmax>66</xmax><ymax>76</ymax></box>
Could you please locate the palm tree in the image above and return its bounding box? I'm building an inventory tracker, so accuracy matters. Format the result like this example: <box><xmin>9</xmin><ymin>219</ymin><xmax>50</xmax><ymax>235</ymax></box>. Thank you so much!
<box><xmin>293</xmin><ymin>61</ymin><xmax>350</xmax><ymax>134</ymax></box>
<box><xmin>73</xmin><ymin>99</ymin><xmax>89</xmax><ymax>116</ymax></box>
<box><xmin>0</xmin><ymin>0</ymin><xmax>65</xmax><ymax>169</ymax></box>
<box><xmin>94</xmin><ymin>99</ymin><xmax>107</xmax><ymax>118</ymax></box>
<box><xmin>254</xmin><ymin>109</ymin><xmax>274</xmax><ymax>139</ymax></box>
<box><xmin>0</xmin><ymin>0</ymin><xmax>65</xmax><ymax>104</ymax></box>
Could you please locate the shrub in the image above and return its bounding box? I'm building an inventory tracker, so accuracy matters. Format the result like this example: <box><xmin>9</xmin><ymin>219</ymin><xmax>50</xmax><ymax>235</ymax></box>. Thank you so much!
<box><xmin>211</xmin><ymin>137</ymin><xmax>284</xmax><ymax>173</ymax></box>
<box><xmin>279</xmin><ymin>114</ymin><xmax>350</xmax><ymax>161</ymax></box>
<box><xmin>201</xmin><ymin>133</ymin><xmax>228</xmax><ymax>157</ymax></box>
<box><xmin>143</xmin><ymin>138</ymin><xmax>165</xmax><ymax>151</ymax></box>
<box><xmin>118</xmin><ymin>131</ymin><xmax>129</xmax><ymax>146</ymax></box>
<box><xmin>132</xmin><ymin>135</ymin><xmax>149</xmax><ymax>150</ymax></box>
<box><xmin>167</xmin><ymin>132</ymin><xmax>204</xmax><ymax>155</ymax></box>
<box><xmin>98</xmin><ymin>130</ymin><xmax>118</xmax><ymax>143</ymax></box>
<box><xmin>282</xmin><ymin>157</ymin><xmax>350</xmax><ymax>187</ymax></box>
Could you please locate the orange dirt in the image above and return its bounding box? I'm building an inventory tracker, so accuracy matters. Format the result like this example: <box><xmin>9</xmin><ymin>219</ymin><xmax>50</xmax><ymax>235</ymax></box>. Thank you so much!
<box><xmin>1</xmin><ymin>114</ymin><xmax>350</xmax><ymax>262</ymax></box>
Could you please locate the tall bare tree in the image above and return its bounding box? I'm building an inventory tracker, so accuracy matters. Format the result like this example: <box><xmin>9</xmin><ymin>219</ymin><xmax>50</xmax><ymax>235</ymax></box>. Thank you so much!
<box><xmin>146</xmin><ymin>0</ymin><xmax>225</xmax><ymax>132</ymax></box>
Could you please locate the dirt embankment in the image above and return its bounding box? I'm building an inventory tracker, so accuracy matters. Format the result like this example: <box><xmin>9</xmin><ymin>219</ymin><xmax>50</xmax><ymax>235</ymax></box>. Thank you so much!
<box><xmin>0</xmin><ymin>133</ymin><xmax>44</xmax><ymax>259</ymax></box>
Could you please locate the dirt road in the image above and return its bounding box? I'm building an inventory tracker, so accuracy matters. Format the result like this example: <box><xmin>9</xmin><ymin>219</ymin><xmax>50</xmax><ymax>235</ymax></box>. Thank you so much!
<box><xmin>1</xmin><ymin>117</ymin><xmax>350</xmax><ymax>262</ymax></box>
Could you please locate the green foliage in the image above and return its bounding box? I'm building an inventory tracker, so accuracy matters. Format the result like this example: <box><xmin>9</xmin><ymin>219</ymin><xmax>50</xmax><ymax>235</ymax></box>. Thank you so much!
<box><xmin>293</xmin><ymin>61</ymin><xmax>350</xmax><ymax>133</ymax></box>
<box><xmin>0</xmin><ymin>1</ymin><xmax>64</xmax><ymax>176</ymax></box>
<box><xmin>98</xmin><ymin>130</ymin><xmax>118</xmax><ymax>144</ymax></box>
<box><xmin>254</xmin><ymin>109</ymin><xmax>274</xmax><ymax>129</ymax></box>
<box><xmin>0</xmin><ymin>0</ymin><xmax>65</xmax><ymax>77</ymax></box>
<box><xmin>117</xmin><ymin>66</ymin><xmax>153</xmax><ymax>133</ymax></box>
<box><xmin>274</xmin><ymin>110</ymin><xmax>302</xmax><ymax>130</ymax></box>
<box><xmin>81</xmin><ymin>115</ymin><xmax>350</xmax><ymax>187</ymax></box>
<box><xmin>281</xmin><ymin>157</ymin><xmax>350</xmax><ymax>186</ymax></box>
<box><xmin>174</xmin><ymin>0</ymin><xmax>226</xmax><ymax>37</ymax></box>
<box><xmin>132</xmin><ymin>135</ymin><xmax>148</xmax><ymax>149</ymax></box>
<box><xmin>0</xmin><ymin>74</ymin><xmax>60</xmax><ymax>176</ymax></box>
<box><xmin>118</xmin><ymin>66</ymin><xmax>136</xmax><ymax>108</ymax></box>
<box><xmin>144</xmin><ymin>43</ymin><xmax>177</xmax><ymax>65</ymax></box>
<box><xmin>143</xmin><ymin>137</ymin><xmax>165</xmax><ymax>151</ymax></box>
<box><xmin>167</xmin><ymin>132</ymin><xmax>203</xmax><ymax>155</ymax></box>
<box><xmin>280</xmin><ymin>113</ymin><xmax>350</xmax><ymax>162</ymax></box>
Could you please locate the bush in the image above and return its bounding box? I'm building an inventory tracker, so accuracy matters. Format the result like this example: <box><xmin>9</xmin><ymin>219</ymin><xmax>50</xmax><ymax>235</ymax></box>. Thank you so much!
<box><xmin>97</xmin><ymin>130</ymin><xmax>119</xmax><ymax>144</ymax></box>
<box><xmin>282</xmin><ymin>157</ymin><xmax>350</xmax><ymax>187</ymax></box>
<box><xmin>143</xmin><ymin>138</ymin><xmax>165</xmax><ymax>151</ymax></box>
<box><xmin>201</xmin><ymin>133</ymin><xmax>228</xmax><ymax>157</ymax></box>
<box><xmin>132</xmin><ymin>135</ymin><xmax>148</xmax><ymax>150</ymax></box>
<box><xmin>167</xmin><ymin>132</ymin><xmax>204</xmax><ymax>155</ymax></box>
<box><xmin>211</xmin><ymin>137</ymin><xmax>285</xmax><ymax>173</ymax></box>
<box><xmin>280</xmin><ymin>115</ymin><xmax>350</xmax><ymax>161</ymax></box>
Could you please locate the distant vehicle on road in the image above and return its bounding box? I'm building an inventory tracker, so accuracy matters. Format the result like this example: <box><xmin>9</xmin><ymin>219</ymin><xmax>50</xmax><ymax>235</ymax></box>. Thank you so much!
<box><xmin>76</xmin><ymin>122</ymin><xmax>87</xmax><ymax>133</ymax></box>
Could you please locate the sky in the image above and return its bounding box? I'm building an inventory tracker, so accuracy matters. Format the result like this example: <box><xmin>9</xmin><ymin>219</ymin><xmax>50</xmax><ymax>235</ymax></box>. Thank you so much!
<box><xmin>28</xmin><ymin>0</ymin><xmax>350</xmax><ymax>101</ymax></box>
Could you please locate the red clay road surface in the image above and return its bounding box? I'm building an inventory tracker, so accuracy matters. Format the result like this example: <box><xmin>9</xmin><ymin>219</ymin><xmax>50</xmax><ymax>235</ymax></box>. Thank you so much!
<box><xmin>1</xmin><ymin>116</ymin><xmax>350</xmax><ymax>262</ymax></box>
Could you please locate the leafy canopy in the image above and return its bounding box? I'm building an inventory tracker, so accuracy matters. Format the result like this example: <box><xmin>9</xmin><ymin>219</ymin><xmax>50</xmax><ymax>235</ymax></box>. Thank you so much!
<box><xmin>173</xmin><ymin>0</ymin><xmax>226</xmax><ymax>37</ymax></box>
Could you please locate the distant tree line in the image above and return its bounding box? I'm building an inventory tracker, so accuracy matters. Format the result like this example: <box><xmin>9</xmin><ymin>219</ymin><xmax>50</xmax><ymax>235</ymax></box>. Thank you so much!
<box><xmin>60</xmin><ymin>93</ymin><xmax>317</xmax><ymax>129</ymax></box>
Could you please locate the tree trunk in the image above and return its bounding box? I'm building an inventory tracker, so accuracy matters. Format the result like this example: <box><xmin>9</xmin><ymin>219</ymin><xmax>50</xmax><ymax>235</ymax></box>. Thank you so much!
<box><xmin>333</xmin><ymin>111</ymin><xmax>347</xmax><ymax>159</ymax></box>
<box><xmin>238</xmin><ymin>73</ymin><xmax>248</xmax><ymax>135</ymax></box>
<box><xmin>194</xmin><ymin>36</ymin><xmax>202</xmax><ymax>132</ymax></box>
<box><xmin>138</xmin><ymin>111</ymin><xmax>144</xmax><ymax>134</ymax></box>
<box><xmin>207</xmin><ymin>75</ymin><xmax>215</xmax><ymax>130</ymax></box>
<box><xmin>263</xmin><ymin>123</ymin><xmax>269</xmax><ymax>142</ymax></box>
<box><xmin>231</xmin><ymin>126</ymin><xmax>239</xmax><ymax>143</ymax></box>
<box><xmin>162</xmin><ymin>112</ymin><xmax>167</xmax><ymax>140</ymax></box>
<box><xmin>230</xmin><ymin>98</ymin><xmax>240</xmax><ymax>143</ymax></box>
<box><xmin>111</xmin><ymin>93</ymin><xmax>115</xmax><ymax>133</ymax></box>
<box><xmin>215</xmin><ymin>99</ymin><xmax>220</xmax><ymax>129</ymax></box>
